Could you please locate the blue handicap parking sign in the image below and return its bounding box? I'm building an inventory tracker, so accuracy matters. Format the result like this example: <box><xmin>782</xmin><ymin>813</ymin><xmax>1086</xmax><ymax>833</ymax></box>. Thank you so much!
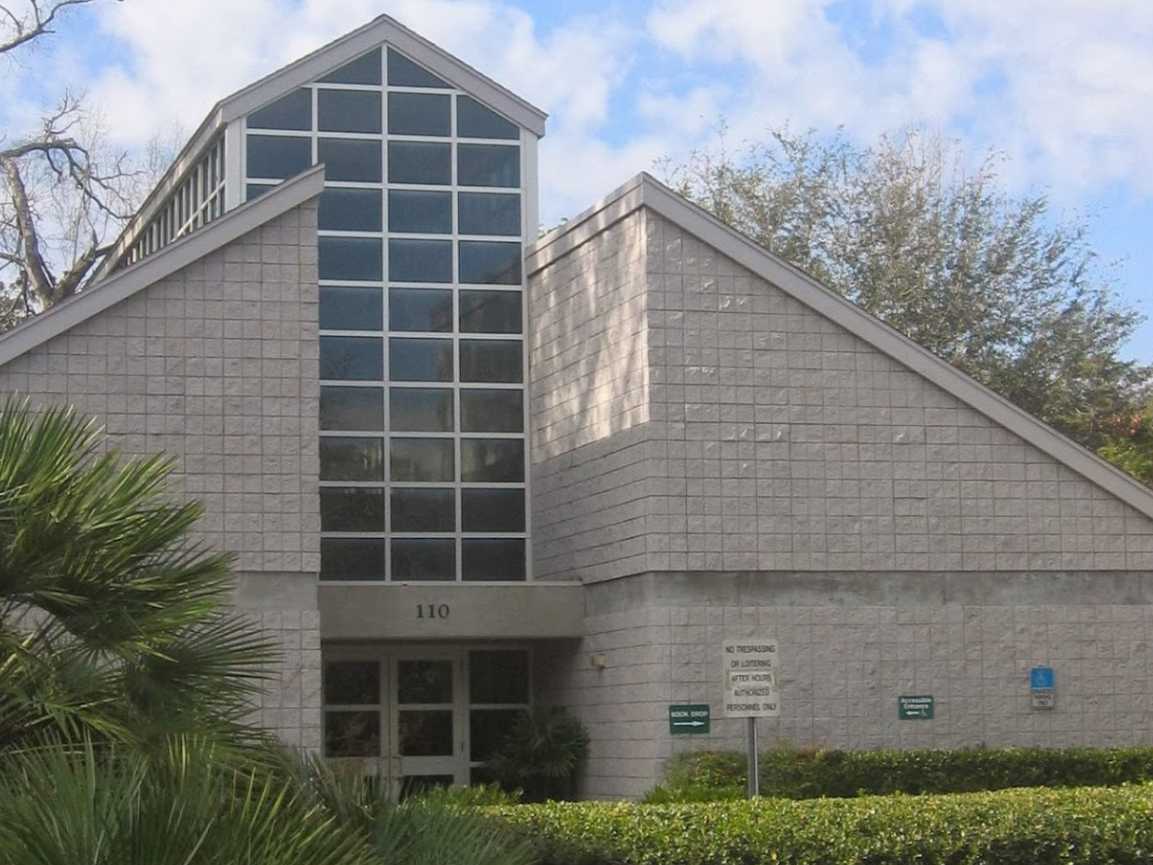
<box><xmin>1029</xmin><ymin>666</ymin><xmax>1055</xmax><ymax>690</ymax></box>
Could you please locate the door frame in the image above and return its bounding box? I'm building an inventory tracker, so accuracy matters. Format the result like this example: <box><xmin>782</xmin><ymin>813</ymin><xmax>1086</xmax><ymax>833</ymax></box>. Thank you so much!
<box><xmin>391</xmin><ymin>647</ymin><xmax>469</xmax><ymax>787</ymax></box>
<box><xmin>322</xmin><ymin>642</ymin><xmax>533</xmax><ymax>793</ymax></box>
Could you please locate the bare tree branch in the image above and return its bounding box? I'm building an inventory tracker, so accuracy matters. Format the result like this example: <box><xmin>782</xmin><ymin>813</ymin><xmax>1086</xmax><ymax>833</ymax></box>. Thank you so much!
<box><xmin>0</xmin><ymin>0</ymin><xmax>104</xmax><ymax>56</ymax></box>
<box><xmin>1</xmin><ymin>155</ymin><xmax>53</xmax><ymax>301</ymax></box>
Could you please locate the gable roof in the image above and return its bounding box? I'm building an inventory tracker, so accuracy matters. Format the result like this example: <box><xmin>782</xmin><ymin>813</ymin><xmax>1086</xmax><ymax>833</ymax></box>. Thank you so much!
<box><xmin>527</xmin><ymin>172</ymin><xmax>1153</xmax><ymax>524</ymax></box>
<box><xmin>220</xmin><ymin>15</ymin><xmax>547</xmax><ymax>135</ymax></box>
<box><xmin>96</xmin><ymin>14</ymin><xmax>546</xmax><ymax>280</ymax></box>
<box><xmin>0</xmin><ymin>165</ymin><xmax>325</xmax><ymax>368</ymax></box>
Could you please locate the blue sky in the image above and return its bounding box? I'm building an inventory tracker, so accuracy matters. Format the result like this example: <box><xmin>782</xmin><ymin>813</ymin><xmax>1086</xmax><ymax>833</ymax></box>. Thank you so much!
<box><xmin>4</xmin><ymin>0</ymin><xmax>1151</xmax><ymax>361</ymax></box>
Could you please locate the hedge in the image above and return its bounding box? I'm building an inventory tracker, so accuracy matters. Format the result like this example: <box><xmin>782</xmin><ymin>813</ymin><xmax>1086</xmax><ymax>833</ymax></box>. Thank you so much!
<box><xmin>495</xmin><ymin>785</ymin><xmax>1153</xmax><ymax>865</ymax></box>
<box><xmin>644</xmin><ymin>746</ymin><xmax>1153</xmax><ymax>801</ymax></box>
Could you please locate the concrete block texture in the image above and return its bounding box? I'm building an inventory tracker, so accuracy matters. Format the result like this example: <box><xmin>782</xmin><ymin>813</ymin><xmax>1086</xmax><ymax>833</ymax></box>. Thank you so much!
<box><xmin>529</xmin><ymin>207</ymin><xmax>1153</xmax><ymax>582</ymax></box>
<box><xmin>0</xmin><ymin>201</ymin><xmax>322</xmax><ymax>749</ymax></box>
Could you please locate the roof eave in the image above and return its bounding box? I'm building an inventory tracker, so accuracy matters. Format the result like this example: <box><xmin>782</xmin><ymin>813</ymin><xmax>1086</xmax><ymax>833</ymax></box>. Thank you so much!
<box><xmin>93</xmin><ymin>103</ymin><xmax>227</xmax><ymax>282</ymax></box>
<box><xmin>0</xmin><ymin>164</ymin><xmax>326</xmax><ymax>368</ymax></box>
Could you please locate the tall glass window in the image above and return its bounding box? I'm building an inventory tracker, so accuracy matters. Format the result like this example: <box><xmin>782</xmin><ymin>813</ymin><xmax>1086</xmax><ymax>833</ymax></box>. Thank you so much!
<box><xmin>243</xmin><ymin>45</ymin><xmax>528</xmax><ymax>583</ymax></box>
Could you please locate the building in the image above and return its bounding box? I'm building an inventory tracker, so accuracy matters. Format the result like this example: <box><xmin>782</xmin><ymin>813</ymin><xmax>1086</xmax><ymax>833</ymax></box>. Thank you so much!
<box><xmin>2</xmin><ymin>15</ymin><xmax>1153</xmax><ymax>800</ymax></box>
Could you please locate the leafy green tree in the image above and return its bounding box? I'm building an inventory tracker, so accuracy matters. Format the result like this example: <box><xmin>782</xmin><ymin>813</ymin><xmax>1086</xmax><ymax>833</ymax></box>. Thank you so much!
<box><xmin>663</xmin><ymin>127</ymin><xmax>1150</xmax><ymax>456</ymax></box>
<box><xmin>0</xmin><ymin>399</ymin><xmax>275</xmax><ymax>754</ymax></box>
<box><xmin>1099</xmin><ymin>401</ymin><xmax>1153</xmax><ymax>486</ymax></box>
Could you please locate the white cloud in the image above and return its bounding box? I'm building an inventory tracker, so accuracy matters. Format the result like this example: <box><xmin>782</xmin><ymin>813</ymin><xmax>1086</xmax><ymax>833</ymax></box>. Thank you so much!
<box><xmin>79</xmin><ymin>0</ymin><xmax>640</xmax><ymax>223</ymax></box>
<box><xmin>9</xmin><ymin>0</ymin><xmax>1151</xmax><ymax>225</ymax></box>
<box><xmin>644</xmin><ymin>0</ymin><xmax>1153</xmax><ymax>196</ymax></box>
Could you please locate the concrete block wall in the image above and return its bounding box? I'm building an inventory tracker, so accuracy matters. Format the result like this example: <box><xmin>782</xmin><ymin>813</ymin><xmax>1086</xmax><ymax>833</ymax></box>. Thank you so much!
<box><xmin>0</xmin><ymin>202</ymin><xmax>323</xmax><ymax>748</ymax></box>
<box><xmin>528</xmin><ymin>200</ymin><xmax>1153</xmax><ymax>799</ymax></box>
<box><xmin>544</xmin><ymin>573</ymin><xmax>1153</xmax><ymax>799</ymax></box>
<box><xmin>528</xmin><ymin>205</ymin><xmax>1153</xmax><ymax>582</ymax></box>
<box><xmin>642</xmin><ymin>211</ymin><xmax>1153</xmax><ymax>572</ymax></box>
<box><xmin>530</xmin><ymin>209</ymin><xmax>654</xmax><ymax>581</ymax></box>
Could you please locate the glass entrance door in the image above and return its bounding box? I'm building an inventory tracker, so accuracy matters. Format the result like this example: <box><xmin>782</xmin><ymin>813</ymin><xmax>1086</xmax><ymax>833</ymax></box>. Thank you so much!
<box><xmin>393</xmin><ymin>651</ymin><xmax>467</xmax><ymax>792</ymax></box>
<box><xmin>323</xmin><ymin>645</ymin><xmax>533</xmax><ymax>795</ymax></box>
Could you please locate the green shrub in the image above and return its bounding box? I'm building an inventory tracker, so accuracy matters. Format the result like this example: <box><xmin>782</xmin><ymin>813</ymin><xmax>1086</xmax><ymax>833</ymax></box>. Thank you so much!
<box><xmin>647</xmin><ymin>745</ymin><xmax>1153</xmax><ymax>802</ymax></box>
<box><xmin>495</xmin><ymin>784</ymin><xmax>1153</xmax><ymax>865</ymax></box>
<box><xmin>283</xmin><ymin>753</ymin><xmax>534</xmax><ymax>865</ymax></box>
<box><xmin>486</xmin><ymin>707</ymin><xmax>590</xmax><ymax>802</ymax></box>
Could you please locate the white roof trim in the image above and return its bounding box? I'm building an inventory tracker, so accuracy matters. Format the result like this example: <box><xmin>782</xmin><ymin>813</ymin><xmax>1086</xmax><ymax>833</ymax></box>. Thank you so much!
<box><xmin>221</xmin><ymin>15</ymin><xmax>547</xmax><ymax>136</ymax></box>
<box><xmin>0</xmin><ymin>166</ymin><xmax>325</xmax><ymax>369</ymax></box>
<box><xmin>93</xmin><ymin>108</ymin><xmax>225</xmax><ymax>281</ymax></box>
<box><xmin>527</xmin><ymin>172</ymin><xmax>1153</xmax><ymax>523</ymax></box>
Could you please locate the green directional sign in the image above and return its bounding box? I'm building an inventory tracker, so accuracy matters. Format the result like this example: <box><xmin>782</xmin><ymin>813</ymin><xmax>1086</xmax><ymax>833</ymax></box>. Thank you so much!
<box><xmin>669</xmin><ymin>704</ymin><xmax>711</xmax><ymax>735</ymax></box>
<box><xmin>898</xmin><ymin>695</ymin><xmax>934</xmax><ymax>720</ymax></box>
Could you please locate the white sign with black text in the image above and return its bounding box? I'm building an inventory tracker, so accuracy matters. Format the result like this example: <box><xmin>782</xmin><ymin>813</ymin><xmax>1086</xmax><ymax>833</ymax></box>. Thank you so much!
<box><xmin>722</xmin><ymin>639</ymin><xmax>780</xmax><ymax>718</ymax></box>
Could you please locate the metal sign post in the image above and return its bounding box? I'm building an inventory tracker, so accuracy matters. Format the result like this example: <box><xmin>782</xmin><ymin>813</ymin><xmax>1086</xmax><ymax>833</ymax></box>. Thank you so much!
<box><xmin>746</xmin><ymin>717</ymin><xmax>760</xmax><ymax>797</ymax></box>
<box><xmin>722</xmin><ymin>638</ymin><xmax>779</xmax><ymax>799</ymax></box>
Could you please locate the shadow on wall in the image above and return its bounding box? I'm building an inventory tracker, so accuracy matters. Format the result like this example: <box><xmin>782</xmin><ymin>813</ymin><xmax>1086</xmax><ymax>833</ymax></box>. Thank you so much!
<box><xmin>529</xmin><ymin>210</ymin><xmax>650</xmax><ymax>462</ymax></box>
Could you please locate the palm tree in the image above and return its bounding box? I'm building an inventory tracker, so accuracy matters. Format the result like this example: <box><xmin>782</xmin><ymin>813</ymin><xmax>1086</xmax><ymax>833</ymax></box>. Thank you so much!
<box><xmin>0</xmin><ymin>398</ymin><xmax>276</xmax><ymax>755</ymax></box>
<box><xmin>0</xmin><ymin>741</ymin><xmax>377</xmax><ymax>865</ymax></box>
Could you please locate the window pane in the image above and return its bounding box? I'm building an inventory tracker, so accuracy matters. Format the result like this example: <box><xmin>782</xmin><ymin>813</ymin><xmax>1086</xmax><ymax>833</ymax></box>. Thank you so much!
<box><xmin>325</xmin><ymin>660</ymin><xmax>381</xmax><ymax>704</ymax></box>
<box><xmin>388</xmin><ymin>92</ymin><xmax>450</xmax><ymax>136</ymax></box>
<box><xmin>457</xmin><ymin>144</ymin><xmax>519</xmax><ymax>188</ymax></box>
<box><xmin>319</xmin><ymin>138</ymin><xmax>382</xmax><ymax>182</ymax></box>
<box><xmin>460</xmin><ymin>438</ymin><xmax>524</xmax><ymax>482</ymax></box>
<box><xmin>320</xmin><ymin>48</ymin><xmax>381</xmax><ymax>85</ymax></box>
<box><xmin>246</xmin><ymin>182</ymin><xmax>277</xmax><ymax>201</ymax></box>
<box><xmin>460</xmin><ymin>389</ymin><xmax>523</xmax><ymax>432</ymax></box>
<box><xmin>459</xmin><ymin>290</ymin><xmax>521</xmax><ymax>333</ymax></box>
<box><xmin>387</xmin><ymin>49</ymin><xmax>449</xmax><ymax>88</ymax></box>
<box><xmin>462</xmin><ymin>489</ymin><xmax>525</xmax><ymax>532</ymax></box>
<box><xmin>389</xmin><ymin>239</ymin><xmax>452</xmax><ymax>283</ymax></box>
<box><xmin>388</xmin><ymin>141</ymin><xmax>451</xmax><ymax>185</ymax></box>
<box><xmin>390</xmin><ymin>288</ymin><xmax>452</xmax><ymax>332</ymax></box>
<box><xmin>246</xmin><ymin>135</ymin><xmax>310</xmax><ymax>179</ymax></box>
<box><xmin>320</xmin><ymin>386</ymin><xmax>384</xmax><ymax>430</ymax></box>
<box><xmin>459</xmin><ymin>340</ymin><xmax>522</xmax><ymax>383</ymax></box>
<box><xmin>248</xmin><ymin>89</ymin><xmax>311</xmax><ymax>131</ymax></box>
<box><xmin>320</xmin><ymin>437</ymin><xmax>383</xmax><ymax>481</ymax></box>
<box><xmin>320</xmin><ymin>336</ymin><xmax>382</xmax><ymax>380</ymax></box>
<box><xmin>398</xmin><ymin>660</ymin><xmax>453</xmax><ymax>703</ymax></box>
<box><xmin>392</xmin><ymin>539</ymin><xmax>455</xmax><ymax>581</ymax></box>
<box><xmin>390</xmin><ymin>388</ymin><xmax>452</xmax><ymax>431</ymax></box>
<box><xmin>456</xmin><ymin>95</ymin><xmax>518</xmax><ymax>140</ymax></box>
<box><xmin>470</xmin><ymin>651</ymin><xmax>529</xmax><ymax>703</ymax></box>
<box><xmin>469</xmin><ymin>709</ymin><xmax>521</xmax><ymax>761</ymax></box>
<box><xmin>459</xmin><ymin>241</ymin><xmax>522</xmax><ymax>285</ymax></box>
<box><xmin>320</xmin><ymin>488</ymin><xmax>385</xmax><ymax>532</ymax></box>
<box><xmin>318</xmin><ymin>90</ymin><xmax>382</xmax><ymax>133</ymax></box>
<box><xmin>398</xmin><ymin>710</ymin><xmax>452</xmax><ymax>755</ymax></box>
<box><xmin>463</xmin><ymin>538</ymin><xmax>526</xmax><ymax>581</ymax></box>
<box><xmin>389</xmin><ymin>190</ymin><xmax>451</xmax><ymax>234</ymax></box>
<box><xmin>390</xmin><ymin>338</ymin><xmax>452</xmax><ymax>382</ymax></box>
<box><xmin>325</xmin><ymin>711</ymin><xmax>380</xmax><ymax>757</ymax></box>
<box><xmin>319</xmin><ymin>188</ymin><xmax>382</xmax><ymax>231</ymax></box>
<box><xmin>320</xmin><ymin>237</ymin><xmax>382</xmax><ymax>281</ymax></box>
<box><xmin>391</xmin><ymin>488</ymin><xmax>455</xmax><ymax>532</ymax></box>
<box><xmin>390</xmin><ymin>438</ymin><xmax>454</xmax><ymax>482</ymax></box>
<box><xmin>320</xmin><ymin>286</ymin><xmax>383</xmax><ymax>331</ymax></box>
<box><xmin>321</xmin><ymin>538</ymin><xmax>385</xmax><ymax>580</ymax></box>
<box><xmin>458</xmin><ymin>192</ymin><xmax>520</xmax><ymax>236</ymax></box>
